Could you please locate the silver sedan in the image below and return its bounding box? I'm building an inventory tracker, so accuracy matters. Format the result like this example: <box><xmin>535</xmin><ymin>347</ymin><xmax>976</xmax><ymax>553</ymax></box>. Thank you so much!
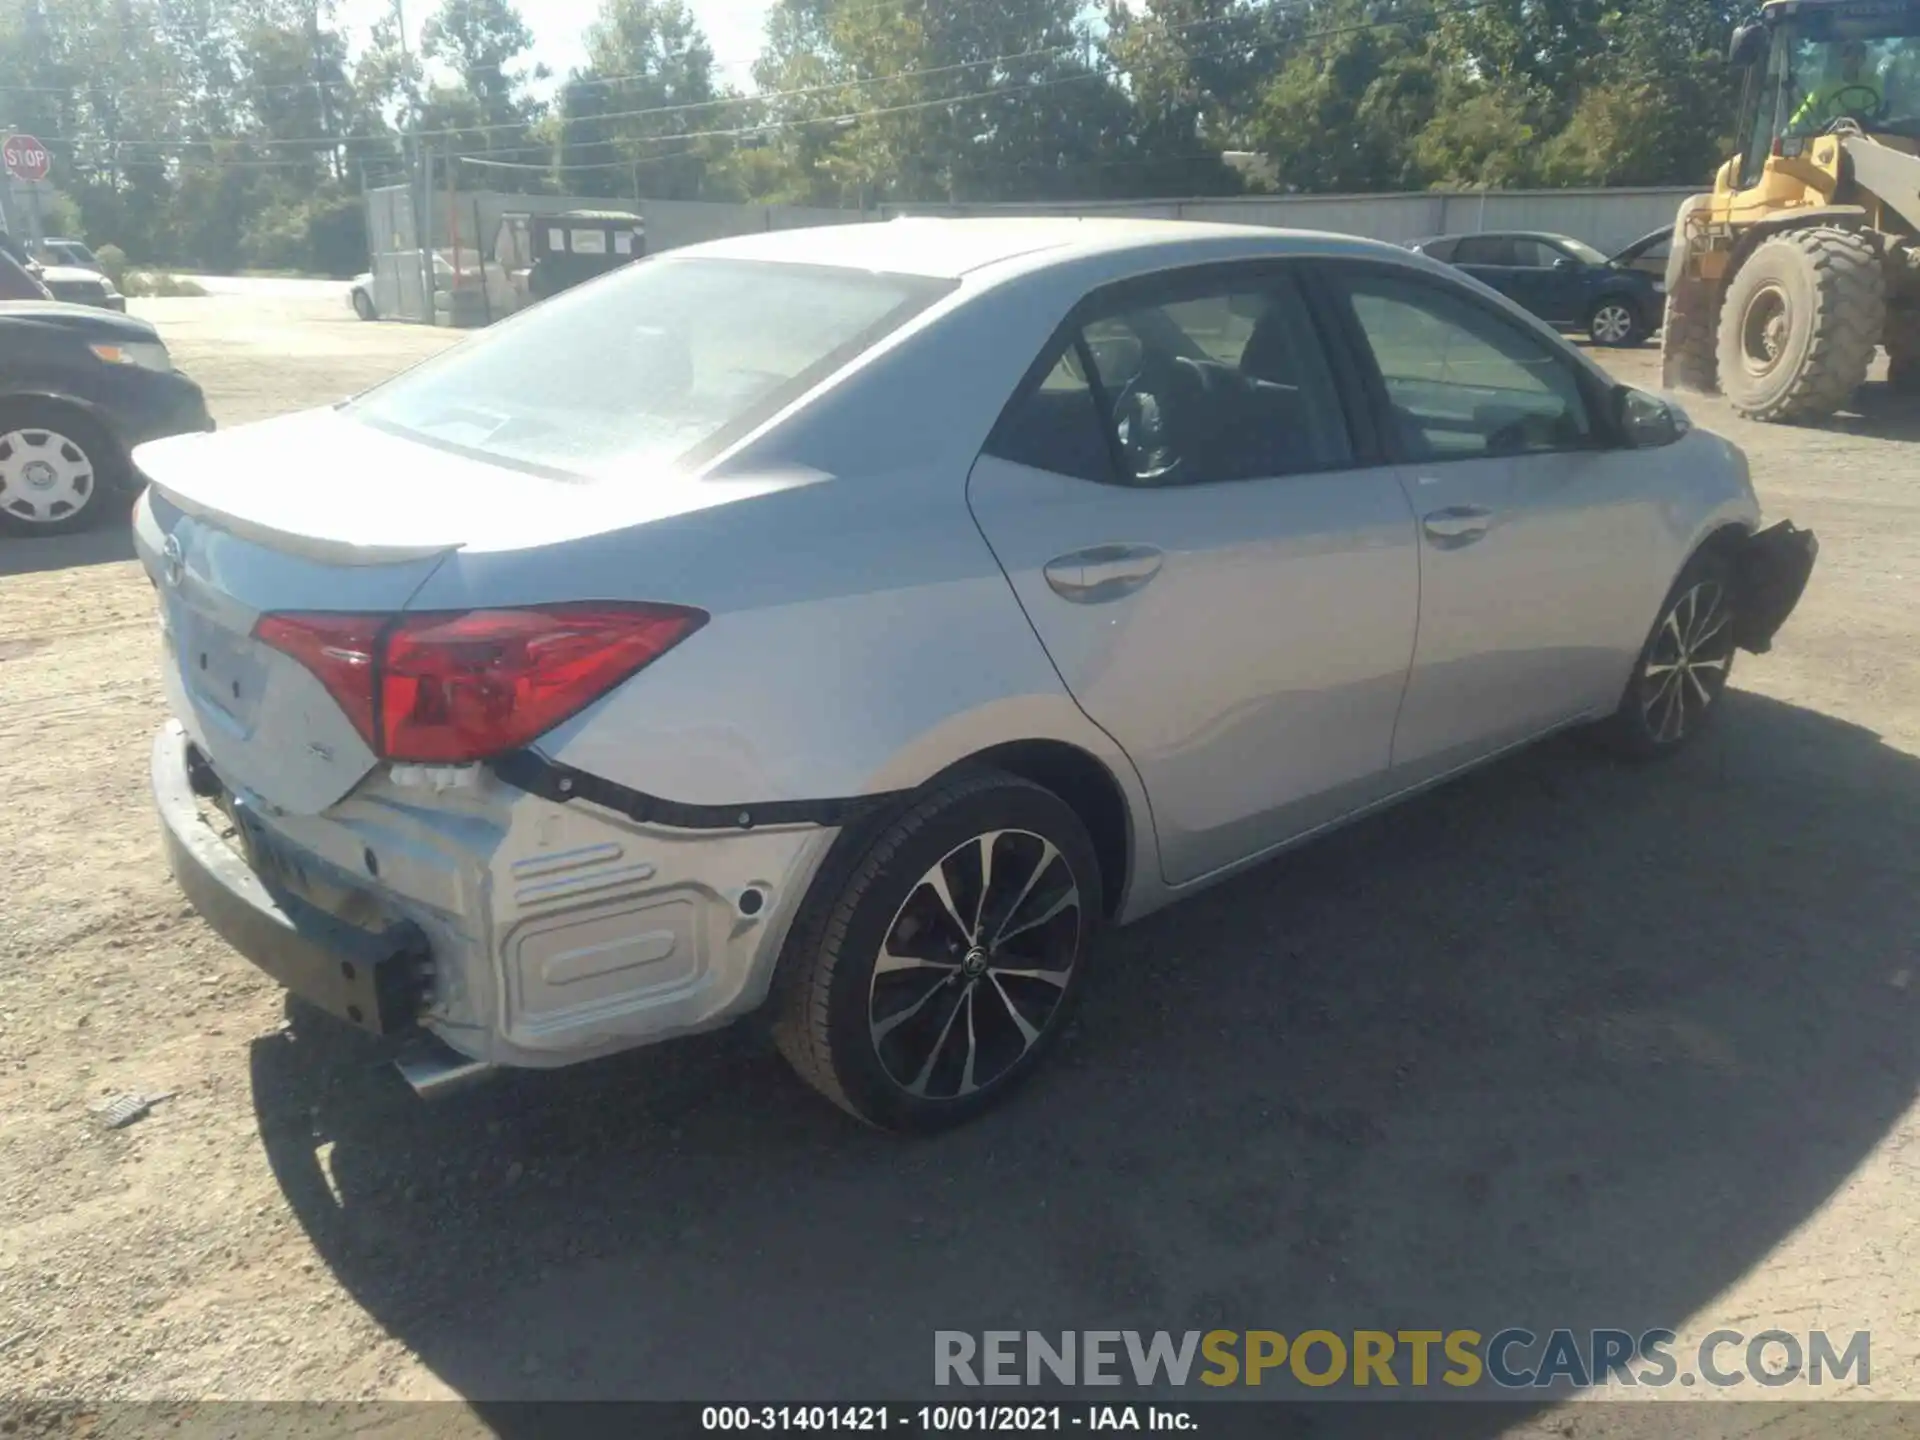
<box><xmin>136</xmin><ymin>218</ymin><xmax>1816</xmax><ymax>1132</ymax></box>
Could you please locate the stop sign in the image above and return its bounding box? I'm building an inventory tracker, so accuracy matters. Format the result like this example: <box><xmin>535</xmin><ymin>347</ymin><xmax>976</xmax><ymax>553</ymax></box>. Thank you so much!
<box><xmin>2</xmin><ymin>134</ymin><xmax>50</xmax><ymax>183</ymax></box>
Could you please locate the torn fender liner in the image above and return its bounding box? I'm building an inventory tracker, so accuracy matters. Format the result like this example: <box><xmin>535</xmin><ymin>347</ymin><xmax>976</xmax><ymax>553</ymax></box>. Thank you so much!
<box><xmin>1733</xmin><ymin>520</ymin><xmax>1819</xmax><ymax>655</ymax></box>
<box><xmin>493</xmin><ymin>750</ymin><xmax>908</xmax><ymax>832</ymax></box>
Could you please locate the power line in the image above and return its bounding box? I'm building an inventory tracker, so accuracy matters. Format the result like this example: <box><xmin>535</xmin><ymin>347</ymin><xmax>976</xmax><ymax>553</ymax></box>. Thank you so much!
<box><xmin>27</xmin><ymin>0</ymin><xmax>1341</xmax><ymax>150</ymax></box>
<box><xmin>32</xmin><ymin>0</ymin><xmax>1489</xmax><ymax>172</ymax></box>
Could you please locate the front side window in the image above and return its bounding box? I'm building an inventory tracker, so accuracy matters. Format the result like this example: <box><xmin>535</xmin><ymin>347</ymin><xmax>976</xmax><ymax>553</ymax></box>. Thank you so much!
<box><xmin>1782</xmin><ymin>14</ymin><xmax>1920</xmax><ymax>139</ymax></box>
<box><xmin>990</xmin><ymin>272</ymin><xmax>1353</xmax><ymax>487</ymax></box>
<box><xmin>1341</xmin><ymin>270</ymin><xmax>1594</xmax><ymax>462</ymax></box>
<box><xmin>349</xmin><ymin>257</ymin><xmax>953</xmax><ymax>479</ymax></box>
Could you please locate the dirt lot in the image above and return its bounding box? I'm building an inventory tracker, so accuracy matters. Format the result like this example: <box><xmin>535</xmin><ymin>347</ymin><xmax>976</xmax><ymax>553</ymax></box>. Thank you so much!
<box><xmin>1</xmin><ymin>291</ymin><xmax>1917</xmax><ymax>1430</ymax></box>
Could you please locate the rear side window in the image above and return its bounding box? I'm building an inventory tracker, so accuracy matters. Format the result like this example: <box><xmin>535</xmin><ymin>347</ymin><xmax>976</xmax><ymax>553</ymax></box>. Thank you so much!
<box><xmin>1451</xmin><ymin>235</ymin><xmax>1515</xmax><ymax>266</ymax></box>
<box><xmin>984</xmin><ymin>349</ymin><xmax>1116</xmax><ymax>483</ymax></box>
<box><xmin>987</xmin><ymin>270</ymin><xmax>1354</xmax><ymax>488</ymax></box>
<box><xmin>349</xmin><ymin>257</ymin><xmax>953</xmax><ymax>479</ymax></box>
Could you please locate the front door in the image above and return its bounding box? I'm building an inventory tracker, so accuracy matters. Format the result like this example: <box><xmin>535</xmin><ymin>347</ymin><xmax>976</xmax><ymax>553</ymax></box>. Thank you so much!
<box><xmin>966</xmin><ymin>266</ymin><xmax>1420</xmax><ymax>887</ymax></box>
<box><xmin>1328</xmin><ymin>263</ymin><xmax>1667</xmax><ymax>781</ymax></box>
<box><xmin>1506</xmin><ymin>237</ymin><xmax>1588</xmax><ymax>325</ymax></box>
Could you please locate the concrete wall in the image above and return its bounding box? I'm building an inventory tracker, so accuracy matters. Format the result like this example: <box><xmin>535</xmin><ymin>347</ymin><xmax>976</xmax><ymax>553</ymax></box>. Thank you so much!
<box><xmin>424</xmin><ymin>191</ymin><xmax>881</xmax><ymax>258</ymax></box>
<box><xmin>408</xmin><ymin>184</ymin><xmax>1693</xmax><ymax>271</ymax></box>
<box><xmin>883</xmin><ymin>186</ymin><xmax>1698</xmax><ymax>256</ymax></box>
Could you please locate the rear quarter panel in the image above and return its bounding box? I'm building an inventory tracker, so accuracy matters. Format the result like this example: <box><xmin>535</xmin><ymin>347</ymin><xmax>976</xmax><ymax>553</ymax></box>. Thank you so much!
<box><xmin>400</xmin><ymin>262</ymin><xmax>1164</xmax><ymax>911</ymax></box>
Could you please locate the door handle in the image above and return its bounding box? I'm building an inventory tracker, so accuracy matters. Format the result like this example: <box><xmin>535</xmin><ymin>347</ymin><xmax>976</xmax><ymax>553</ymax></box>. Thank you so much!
<box><xmin>1043</xmin><ymin>543</ymin><xmax>1164</xmax><ymax>603</ymax></box>
<box><xmin>1422</xmin><ymin>505</ymin><xmax>1495</xmax><ymax>548</ymax></box>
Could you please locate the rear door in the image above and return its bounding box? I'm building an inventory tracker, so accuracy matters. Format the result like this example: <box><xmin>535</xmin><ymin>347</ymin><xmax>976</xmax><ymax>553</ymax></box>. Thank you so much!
<box><xmin>1449</xmin><ymin>234</ymin><xmax>1524</xmax><ymax>306</ymax></box>
<box><xmin>966</xmin><ymin>264</ymin><xmax>1420</xmax><ymax>887</ymax></box>
<box><xmin>1325</xmin><ymin>262</ymin><xmax>1667</xmax><ymax>780</ymax></box>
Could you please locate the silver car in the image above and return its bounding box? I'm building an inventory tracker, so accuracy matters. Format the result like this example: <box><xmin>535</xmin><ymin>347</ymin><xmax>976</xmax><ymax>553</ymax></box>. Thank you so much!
<box><xmin>137</xmin><ymin>219</ymin><xmax>1816</xmax><ymax>1132</ymax></box>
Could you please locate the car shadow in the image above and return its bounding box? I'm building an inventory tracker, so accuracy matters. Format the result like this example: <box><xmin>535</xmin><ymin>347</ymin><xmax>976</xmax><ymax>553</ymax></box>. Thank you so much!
<box><xmin>1835</xmin><ymin>382</ymin><xmax>1920</xmax><ymax>442</ymax></box>
<box><xmin>0</xmin><ymin>520</ymin><xmax>135</xmax><ymax>576</ymax></box>
<box><xmin>251</xmin><ymin>690</ymin><xmax>1920</xmax><ymax>1428</ymax></box>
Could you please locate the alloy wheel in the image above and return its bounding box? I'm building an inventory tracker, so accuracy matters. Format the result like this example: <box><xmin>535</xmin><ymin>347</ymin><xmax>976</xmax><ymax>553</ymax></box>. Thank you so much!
<box><xmin>867</xmin><ymin>828</ymin><xmax>1081</xmax><ymax>1102</ymax></box>
<box><xmin>1592</xmin><ymin>302</ymin><xmax>1635</xmax><ymax>345</ymax></box>
<box><xmin>0</xmin><ymin>427</ymin><xmax>95</xmax><ymax>528</ymax></box>
<box><xmin>1641</xmin><ymin>580</ymin><xmax>1735</xmax><ymax>744</ymax></box>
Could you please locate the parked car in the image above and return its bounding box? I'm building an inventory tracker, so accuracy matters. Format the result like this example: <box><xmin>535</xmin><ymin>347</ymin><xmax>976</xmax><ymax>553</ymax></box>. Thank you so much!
<box><xmin>35</xmin><ymin>263</ymin><xmax>127</xmax><ymax>312</ymax></box>
<box><xmin>0</xmin><ymin>301</ymin><xmax>213</xmax><ymax>534</ymax></box>
<box><xmin>138</xmin><ymin>219</ymin><xmax>1815</xmax><ymax>1131</ymax></box>
<box><xmin>36</xmin><ymin>238</ymin><xmax>104</xmax><ymax>272</ymax></box>
<box><xmin>1409</xmin><ymin>230</ymin><xmax>1663</xmax><ymax>347</ymax></box>
<box><xmin>351</xmin><ymin>250</ymin><xmax>510</xmax><ymax>322</ymax></box>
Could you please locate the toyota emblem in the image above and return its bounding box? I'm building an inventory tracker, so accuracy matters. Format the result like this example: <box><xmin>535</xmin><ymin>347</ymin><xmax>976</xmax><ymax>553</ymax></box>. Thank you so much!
<box><xmin>161</xmin><ymin>533</ymin><xmax>185</xmax><ymax>588</ymax></box>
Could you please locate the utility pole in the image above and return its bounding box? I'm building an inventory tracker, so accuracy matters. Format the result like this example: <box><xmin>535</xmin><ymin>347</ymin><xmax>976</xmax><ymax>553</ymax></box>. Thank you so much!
<box><xmin>395</xmin><ymin>0</ymin><xmax>432</xmax><ymax>319</ymax></box>
<box><xmin>311</xmin><ymin>0</ymin><xmax>339</xmax><ymax>182</ymax></box>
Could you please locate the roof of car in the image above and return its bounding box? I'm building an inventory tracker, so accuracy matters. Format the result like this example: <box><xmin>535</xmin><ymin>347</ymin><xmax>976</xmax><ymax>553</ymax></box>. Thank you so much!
<box><xmin>1429</xmin><ymin>230</ymin><xmax>1583</xmax><ymax>244</ymax></box>
<box><xmin>674</xmin><ymin>215</ymin><xmax>1410</xmax><ymax>280</ymax></box>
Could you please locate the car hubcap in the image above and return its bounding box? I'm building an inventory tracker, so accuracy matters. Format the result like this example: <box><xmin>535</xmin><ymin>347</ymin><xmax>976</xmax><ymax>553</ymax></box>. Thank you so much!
<box><xmin>0</xmin><ymin>428</ymin><xmax>93</xmax><ymax>526</ymax></box>
<box><xmin>1595</xmin><ymin>305</ymin><xmax>1633</xmax><ymax>343</ymax></box>
<box><xmin>1740</xmin><ymin>285</ymin><xmax>1791</xmax><ymax>376</ymax></box>
<box><xmin>868</xmin><ymin>829</ymin><xmax>1082</xmax><ymax>1101</ymax></box>
<box><xmin>1642</xmin><ymin>580</ymin><xmax>1734</xmax><ymax>744</ymax></box>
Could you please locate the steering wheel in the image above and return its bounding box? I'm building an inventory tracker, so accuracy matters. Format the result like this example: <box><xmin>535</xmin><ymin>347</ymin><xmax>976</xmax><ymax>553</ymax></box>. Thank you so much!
<box><xmin>1096</xmin><ymin>341</ymin><xmax>1187</xmax><ymax>485</ymax></box>
<box><xmin>1820</xmin><ymin>83</ymin><xmax>1888</xmax><ymax>124</ymax></box>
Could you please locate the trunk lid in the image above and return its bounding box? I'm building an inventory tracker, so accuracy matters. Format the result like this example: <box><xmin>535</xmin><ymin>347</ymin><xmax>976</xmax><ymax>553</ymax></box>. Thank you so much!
<box><xmin>133</xmin><ymin>414</ymin><xmax>465</xmax><ymax>815</ymax></box>
<box><xmin>133</xmin><ymin>408</ymin><xmax>814</xmax><ymax>815</ymax></box>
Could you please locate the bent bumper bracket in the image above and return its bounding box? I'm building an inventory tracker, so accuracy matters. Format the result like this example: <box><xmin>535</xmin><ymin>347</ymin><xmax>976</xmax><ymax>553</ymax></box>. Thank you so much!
<box><xmin>1732</xmin><ymin>520</ymin><xmax>1819</xmax><ymax>655</ymax></box>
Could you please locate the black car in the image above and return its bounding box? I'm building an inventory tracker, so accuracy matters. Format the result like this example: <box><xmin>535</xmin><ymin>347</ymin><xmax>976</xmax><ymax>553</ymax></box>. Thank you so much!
<box><xmin>1408</xmin><ymin>231</ymin><xmax>1665</xmax><ymax>348</ymax></box>
<box><xmin>0</xmin><ymin>302</ymin><xmax>212</xmax><ymax>535</ymax></box>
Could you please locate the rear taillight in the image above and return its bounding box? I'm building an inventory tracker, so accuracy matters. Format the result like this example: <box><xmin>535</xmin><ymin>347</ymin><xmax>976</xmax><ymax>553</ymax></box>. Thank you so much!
<box><xmin>254</xmin><ymin>603</ymin><xmax>706</xmax><ymax>764</ymax></box>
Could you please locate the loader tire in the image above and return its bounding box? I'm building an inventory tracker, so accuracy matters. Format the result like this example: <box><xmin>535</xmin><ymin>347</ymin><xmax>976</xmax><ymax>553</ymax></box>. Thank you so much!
<box><xmin>1717</xmin><ymin>227</ymin><xmax>1885</xmax><ymax>423</ymax></box>
<box><xmin>1662</xmin><ymin>289</ymin><xmax>1720</xmax><ymax>393</ymax></box>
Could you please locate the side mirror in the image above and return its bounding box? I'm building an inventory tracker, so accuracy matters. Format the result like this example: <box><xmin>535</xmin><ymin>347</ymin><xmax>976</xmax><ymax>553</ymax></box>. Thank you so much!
<box><xmin>1615</xmin><ymin>386</ymin><xmax>1688</xmax><ymax>448</ymax></box>
<box><xmin>1729</xmin><ymin>22</ymin><xmax>1764</xmax><ymax>67</ymax></box>
<box><xmin>1552</xmin><ymin>257</ymin><xmax>1578</xmax><ymax>271</ymax></box>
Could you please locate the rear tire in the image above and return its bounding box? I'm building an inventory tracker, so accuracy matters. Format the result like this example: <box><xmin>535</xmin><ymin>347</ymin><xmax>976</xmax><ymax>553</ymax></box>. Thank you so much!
<box><xmin>1597</xmin><ymin>548</ymin><xmax>1739</xmax><ymax>761</ymax></box>
<box><xmin>1717</xmin><ymin>227</ymin><xmax>1884</xmax><ymax>423</ymax></box>
<box><xmin>773</xmin><ymin>770</ymin><xmax>1101</xmax><ymax>1133</ymax></box>
<box><xmin>1662</xmin><ymin>288</ymin><xmax>1720</xmax><ymax>391</ymax></box>
<box><xmin>1588</xmin><ymin>296</ymin><xmax>1645</xmax><ymax>348</ymax></box>
<box><xmin>0</xmin><ymin>402</ymin><xmax>123</xmax><ymax>537</ymax></box>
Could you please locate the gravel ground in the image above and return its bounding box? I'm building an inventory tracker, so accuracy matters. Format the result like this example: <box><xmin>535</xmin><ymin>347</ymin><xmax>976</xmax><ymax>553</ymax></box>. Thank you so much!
<box><xmin>1</xmin><ymin>294</ymin><xmax>1917</xmax><ymax>1432</ymax></box>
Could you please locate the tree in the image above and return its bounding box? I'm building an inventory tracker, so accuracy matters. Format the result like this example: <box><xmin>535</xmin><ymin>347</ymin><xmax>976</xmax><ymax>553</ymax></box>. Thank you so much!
<box><xmin>556</xmin><ymin>0</ymin><xmax>730</xmax><ymax>202</ymax></box>
<box><xmin>421</xmin><ymin>0</ymin><xmax>548</xmax><ymax>174</ymax></box>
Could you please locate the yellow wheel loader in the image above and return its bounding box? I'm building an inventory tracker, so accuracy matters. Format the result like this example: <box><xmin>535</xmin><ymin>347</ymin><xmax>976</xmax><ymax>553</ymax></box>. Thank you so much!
<box><xmin>1662</xmin><ymin>0</ymin><xmax>1920</xmax><ymax>421</ymax></box>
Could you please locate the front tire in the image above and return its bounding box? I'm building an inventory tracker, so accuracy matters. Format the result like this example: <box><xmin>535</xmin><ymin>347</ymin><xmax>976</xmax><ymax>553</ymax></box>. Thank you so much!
<box><xmin>1599</xmin><ymin>548</ymin><xmax>1739</xmax><ymax>760</ymax></box>
<box><xmin>352</xmin><ymin>288</ymin><xmax>376</xmax><ymax>321</ymax></box>
<box><xmin>773</xmin><ymin>770</ymin><xmax>1102</xmax><ymax>1133</ymax></box>
<box><xmin>1588</xmin><ymin>296</ymin><xmax>1645</xmax><ymax>348</ymax></box>
<box><xmin>0</xmin><ymin>403</ymin><xmax>122</xmax><ymax>536</ymax></box>
<box><xmin>1717</xmin><ymin>228</ymin><xmax>1884</xmax><ymax>423</ymax></box>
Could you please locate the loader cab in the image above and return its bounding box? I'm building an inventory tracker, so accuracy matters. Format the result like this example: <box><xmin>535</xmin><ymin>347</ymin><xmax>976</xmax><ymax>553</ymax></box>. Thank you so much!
<box><xmin>1727</xmin><ymin>0</ymin><xmax>1920</xmax><ymax>192</ymax></box>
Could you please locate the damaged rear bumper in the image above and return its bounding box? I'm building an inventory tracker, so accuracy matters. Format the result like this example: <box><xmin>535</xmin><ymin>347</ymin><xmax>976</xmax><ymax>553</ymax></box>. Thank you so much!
<box><xmin>1732</xmin><ymin>520</ymin><xmax>1818</xmax><ymax>655</ymax></box>
<box><xmin>152</xmin><ymin>722</ymin><xmax>429</xmax><ymax>1037</ymax></box>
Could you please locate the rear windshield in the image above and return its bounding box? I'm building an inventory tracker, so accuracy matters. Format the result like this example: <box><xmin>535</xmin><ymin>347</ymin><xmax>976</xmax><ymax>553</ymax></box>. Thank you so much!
<box><xmin>348</xmin><ymin>257</ymin><xmax>954</xmax><ymax>480</ymax></box>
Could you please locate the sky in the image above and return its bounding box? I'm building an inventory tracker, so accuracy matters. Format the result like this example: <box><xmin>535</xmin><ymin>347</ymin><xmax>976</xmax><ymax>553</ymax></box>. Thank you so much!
<box><xmin>335</xmin><ymin>0</ymin><xmax>775</xmax><ymax>95</ymax></box>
